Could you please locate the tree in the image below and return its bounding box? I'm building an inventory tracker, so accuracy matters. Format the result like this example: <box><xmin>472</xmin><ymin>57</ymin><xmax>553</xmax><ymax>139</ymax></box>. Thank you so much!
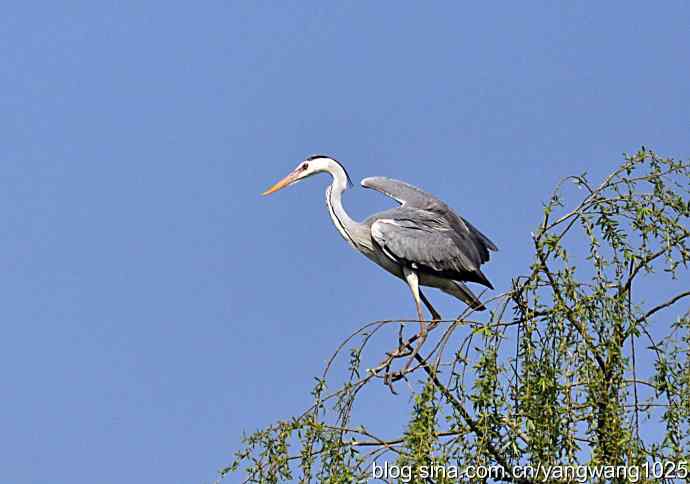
<box><xmin>222</xmin><ymin>149</ymin><xmax>689</xmax><ymax>483</ymax></box>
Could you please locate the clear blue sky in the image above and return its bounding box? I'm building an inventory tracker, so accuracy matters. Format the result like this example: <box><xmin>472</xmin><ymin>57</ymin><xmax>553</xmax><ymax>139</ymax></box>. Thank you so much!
<box><xmin>2</xmin><ymin>2</ymin><xmax>689</xmax><ymax>483</ymax></box>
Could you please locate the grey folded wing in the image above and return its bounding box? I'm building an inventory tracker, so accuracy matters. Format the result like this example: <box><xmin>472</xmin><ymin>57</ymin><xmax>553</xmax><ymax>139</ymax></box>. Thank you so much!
<box><xmin>369</xmin><ymin>211</ymin><xmax>493</xmax><ymax>287</ymax></box>
<box><xmin>362</xmin><ymin>176</ymin><xmax>498</xmax><ymax>265</ymax></box>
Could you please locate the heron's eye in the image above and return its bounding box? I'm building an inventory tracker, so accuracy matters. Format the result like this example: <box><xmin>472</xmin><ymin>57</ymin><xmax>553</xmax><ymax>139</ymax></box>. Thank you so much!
<box><xmin>301</xmin><ymin>163</ymin><xmax>309</xmax><ymax>171</ymax></box>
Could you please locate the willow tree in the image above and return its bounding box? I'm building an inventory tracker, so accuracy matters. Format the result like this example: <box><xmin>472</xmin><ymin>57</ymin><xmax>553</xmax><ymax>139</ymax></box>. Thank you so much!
<box><xmin>222</xmin><ymin>149</ymin><xmax>689</xmax><ymax>483</ymax></box>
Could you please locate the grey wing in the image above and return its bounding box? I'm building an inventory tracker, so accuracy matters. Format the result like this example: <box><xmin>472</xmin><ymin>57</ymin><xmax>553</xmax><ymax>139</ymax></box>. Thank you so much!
<box><xmin>369</xmin><ymin>210</ymin><xmax>494</xmax><ymax>288</ymax></box>
<box><xmin>361</xmin><ymin>177</ymin><xmax>446</xmax><ymax>210</ymax></box>
<box><xmin>449</xmin><ymin>215</ymin><xmax>497</xmax><ymax>265</ymax></box>
<box><xmin>362</xmin><ymin>176</ymin><xmax>498</xmax><ymax>263</ymax></box>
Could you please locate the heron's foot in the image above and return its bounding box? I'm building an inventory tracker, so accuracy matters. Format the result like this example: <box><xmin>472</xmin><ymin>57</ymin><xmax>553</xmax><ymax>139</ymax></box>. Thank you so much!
<box><xmin>378</xmin><ymin>319</ymin><xmax>434</xmax><ymax>392</ymax></box>
<box><xmin>387</xmin><ymin>370</ymin><xmax>405</xmax><ymax>384</ymax></box>
<box><xmin>399</xmin><ymin>319</ymin><xmax>427</xmax><ymax>374</ymax></box>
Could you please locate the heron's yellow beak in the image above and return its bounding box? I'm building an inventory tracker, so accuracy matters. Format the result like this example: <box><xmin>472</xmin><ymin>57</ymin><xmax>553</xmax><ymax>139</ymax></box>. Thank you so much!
<box><xmin>261</xmin><ymin>170</ymin><xmax>300</xmax><ymax>196</ymax></box>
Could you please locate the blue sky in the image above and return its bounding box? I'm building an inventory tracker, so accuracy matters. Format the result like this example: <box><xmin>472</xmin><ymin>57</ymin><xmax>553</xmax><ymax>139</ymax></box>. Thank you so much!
<box><xmin>2</xmin><ymin>2</ymin><xmax>689</xmax><ymax>483</ymax></box>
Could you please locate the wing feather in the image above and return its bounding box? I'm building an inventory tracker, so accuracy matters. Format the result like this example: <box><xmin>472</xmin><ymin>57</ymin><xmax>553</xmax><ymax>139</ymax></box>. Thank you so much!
<box><xmin>370</xmin><ymin>208</ymin><xmax>494</xmax><ymax>288</ymax></box>
<box><xmin>362</xmin><ymin>177</ymin><xmax>498</xmax><ymax>267</ymax></box>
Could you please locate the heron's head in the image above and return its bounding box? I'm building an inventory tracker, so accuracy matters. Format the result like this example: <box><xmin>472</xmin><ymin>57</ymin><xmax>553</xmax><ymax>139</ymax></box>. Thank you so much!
<box><xmin>262</xmin><ymin>155</ymin><xmax>350</xmax><ymax>195</ymax></box>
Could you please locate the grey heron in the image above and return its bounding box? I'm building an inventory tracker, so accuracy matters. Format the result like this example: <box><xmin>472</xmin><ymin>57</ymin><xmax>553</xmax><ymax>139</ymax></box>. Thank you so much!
<box><xmin>262</xmin><ymin>155</ymin><xmax>497</xmax><ymax>358</ymax></box>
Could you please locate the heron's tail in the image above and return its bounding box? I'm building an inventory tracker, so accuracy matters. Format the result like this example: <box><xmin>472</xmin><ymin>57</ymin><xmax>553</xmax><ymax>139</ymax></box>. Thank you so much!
<box><xmin>446</xmin><ymin>281</ymin><xmax>486</xmax><ymax>312</ymax></box>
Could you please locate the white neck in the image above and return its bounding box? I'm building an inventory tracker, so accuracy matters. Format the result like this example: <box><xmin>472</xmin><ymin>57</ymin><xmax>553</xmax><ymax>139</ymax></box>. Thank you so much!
<box><xmin>314</xmin><ymin>159</ymin><xmax>370</xmax><ymax>251</ymax></box>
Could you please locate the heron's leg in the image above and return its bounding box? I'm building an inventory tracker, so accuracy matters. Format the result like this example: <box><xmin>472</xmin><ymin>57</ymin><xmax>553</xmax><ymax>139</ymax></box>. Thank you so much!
<box><xmin>402</xmin><ymin>266</ymin><xmax>427</xmax><ymax>369</ymax></box>
<box><xmin>419</xmin><ymin>290</ymin><xmax>442</xmax><ymax>323</ymax></box>
<box><xmin>403</xmin><ymin>266</ymin><xmax>424</xmax><ymax>322</ymax></box>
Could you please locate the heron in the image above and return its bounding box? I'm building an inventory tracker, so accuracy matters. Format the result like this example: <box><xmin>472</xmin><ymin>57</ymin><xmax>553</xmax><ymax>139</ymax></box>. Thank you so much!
<box><xmin>262</xmin><ymin>155</ymin><xmax>497</xmax><ymax>362</ymax></box>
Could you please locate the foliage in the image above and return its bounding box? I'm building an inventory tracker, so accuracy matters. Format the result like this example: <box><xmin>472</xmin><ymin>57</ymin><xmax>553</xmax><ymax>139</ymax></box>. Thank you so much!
<box><xmin>222</xmin><ymin>149</ymin><xmax>689</xmax><ymax>483</ymax></box>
